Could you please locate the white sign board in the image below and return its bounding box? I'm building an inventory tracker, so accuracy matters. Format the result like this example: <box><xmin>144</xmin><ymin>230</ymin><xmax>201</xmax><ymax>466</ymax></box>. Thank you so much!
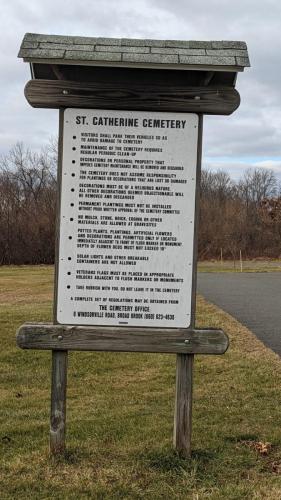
<box><xmin>56</xmin><ymin>109</ymin><xmax>198</xmax><ymax>328</ymax></box>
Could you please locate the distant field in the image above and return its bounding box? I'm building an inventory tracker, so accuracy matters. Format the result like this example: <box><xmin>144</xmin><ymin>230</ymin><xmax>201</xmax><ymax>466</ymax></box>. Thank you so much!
<box><xmin>198</xmin><ymin>259</ymin><xmax>281</xmax><ymax>273</ymax></box>
<box><xmin>1</xmin><ymin>266</ymin><xmax>281</xmax><ymax>498</ymax></box>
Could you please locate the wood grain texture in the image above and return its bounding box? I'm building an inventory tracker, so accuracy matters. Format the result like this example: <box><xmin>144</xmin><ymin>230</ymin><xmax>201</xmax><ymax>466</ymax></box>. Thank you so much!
<box><xmin>50</xmin><ymin>350</ymin><xmax>68</xmax><ymax>455</ymax></box>
<box><xmin>173</xmin><ymin>115</ymin><xmax>203</xmax><ymax>457</ymax></box>
<box><xmin>49</xmin><ymin>111</ymin><xmax>67</xmax><ymax>456</ymax></box>
<box><xmin>16</xmin><ymin>323</ymin><xmax>229</xmax><ymax>354</ymax></box>
<box><xmin>24</xmin><ymin>80</ymin><xmax>240</xmax><ymax>115</ymax></box>
<box><xmin>53</xmin><ymin>109</ymin><xmax>64</xmax><ymax>324</ymax></box>
<box><xmin>173</xmin><ymin>354</ymin><xmax>193</xmax><ymax>456</ymax></box>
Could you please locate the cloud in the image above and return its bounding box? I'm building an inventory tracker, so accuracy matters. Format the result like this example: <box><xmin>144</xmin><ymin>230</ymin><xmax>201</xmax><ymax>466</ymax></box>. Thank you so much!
<box><xmin>1</xmin><ymin>0</ymin><xmax>281</xmax><ymax>182</ymax></box>
<box><xmin>253</xmin><ymin>160</ymin><xmax>281</xmax><ymax>172</ymax></box>
<box><xmin>204</xmin><ymin>158</ymin><xmax>281</xmax><ymax>183</ymax></box>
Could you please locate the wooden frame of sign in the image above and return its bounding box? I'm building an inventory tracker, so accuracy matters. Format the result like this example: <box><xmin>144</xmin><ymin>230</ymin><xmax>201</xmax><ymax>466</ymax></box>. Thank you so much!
<box><xmin>16</xmin><ymin>33</ymin><xmax>251</xmax><ymax>458</ymax></box>
<box><xmin>17</xmin><ymin>108</ymin><xmax>229</xmax><ymax>456</ymax></box>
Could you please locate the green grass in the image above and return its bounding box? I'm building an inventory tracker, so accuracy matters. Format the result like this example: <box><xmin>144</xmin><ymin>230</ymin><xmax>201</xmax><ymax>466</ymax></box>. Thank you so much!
<box><xmin>198</xmin><ymin>259</ymin><xmax>281</xmax><ymax>273</ymax></box>
<box><xmin>1</xmin><ymin>266</ymin><xmax>281</xmax><ymax>498</ymax></box>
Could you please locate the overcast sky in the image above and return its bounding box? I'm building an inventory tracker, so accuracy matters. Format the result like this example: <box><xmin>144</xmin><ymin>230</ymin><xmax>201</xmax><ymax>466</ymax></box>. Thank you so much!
<box><xmin>2</xmin><ymin>0</ymin><xmax>281</xmax><ymax>180</ymax></box>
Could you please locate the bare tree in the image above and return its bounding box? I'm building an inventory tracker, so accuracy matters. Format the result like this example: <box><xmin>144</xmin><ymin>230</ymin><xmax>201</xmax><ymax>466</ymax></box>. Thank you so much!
<box><xmin>238</xmin><ymin>168</ymin><xmax>277</xmax><ymax>205</ymax></box>
<box><xmin>0</xmin><ymin>143</ymin><xmax>281</xmax><ymax>264</ymax></box>
<box><xmin>0</xmin><ymin>141</ymin><xmax>57</xmax><ymax>264</ymax></box>
<box><xmin>199</xmin><ymin>167</ymin><xmax>281</xmax><ymax>259</ymax></box>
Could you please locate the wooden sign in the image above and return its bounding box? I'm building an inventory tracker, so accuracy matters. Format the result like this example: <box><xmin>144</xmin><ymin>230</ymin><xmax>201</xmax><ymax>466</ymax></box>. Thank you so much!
<box><xmin>17</xmin><ymin>32</ymin><xmax>248</xmax><ymax>458</ymax></box>
<box><xmin>56</xmin><ymin>109</ymin><xmax>199</xmax><ymax>328</ymax></box>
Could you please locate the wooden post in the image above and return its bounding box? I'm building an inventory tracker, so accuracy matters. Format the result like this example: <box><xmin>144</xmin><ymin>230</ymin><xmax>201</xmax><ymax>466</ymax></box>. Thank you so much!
<box><xmin>173</xmin><ymin>115</ymin><xmax>203</xmax><ymax>457</ymax></box>
<box><xmin>50</xmin><ymin>350</ymin><xmax>68</xmax><ymax>455</ymax></box>
<box><xmin>173</xmin><ymin>353</ymin><xmax>193</xmax><ymax>455</ymax></box>
<box><xmin>240</xmin><ymin>250</ymin><xmax>243</xmax><ymax>273</ymax></box>
<box><xmin>50</xmin><ymin>109</ymin><xmax>68</xmax><ymax>456</ymax></box>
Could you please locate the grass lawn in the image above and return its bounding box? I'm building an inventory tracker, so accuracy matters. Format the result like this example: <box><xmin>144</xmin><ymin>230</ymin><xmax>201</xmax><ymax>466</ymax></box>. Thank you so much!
<box><xmin>1</xmin><ymin>266</ymin><xmax>281</xmax><ymax>498</ymax></box>
<box><xmin>198</xmin><ymin>259</ymin><xmax>281</xmax><ymax>273</ymax></box>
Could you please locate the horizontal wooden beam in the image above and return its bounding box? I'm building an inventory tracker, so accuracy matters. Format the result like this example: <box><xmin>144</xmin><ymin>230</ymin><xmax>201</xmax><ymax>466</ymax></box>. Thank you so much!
<box><xmin>24</xmin><ymin>80</ymin><xmax>240</xmax><ymax>115</ymax></box>
<box><xmin>16</xmin><ymin>323</ymin><xmax>229</xmax><ymax>354</ymax></box>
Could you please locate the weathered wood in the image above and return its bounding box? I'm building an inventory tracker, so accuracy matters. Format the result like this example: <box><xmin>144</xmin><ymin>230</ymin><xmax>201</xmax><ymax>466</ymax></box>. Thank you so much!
<box><xmin>24</xmin><ymin>80</ymin><xmax>240</xmax><ymax>115</ymax></box>
<box><xmin>16</xmin><ymin>323</ymin><xmax>229</xmax><ymax>355</ymax></box>
<box><xmin>173</xmin><ymin>114</ymin><xmax>203</xmax><ymax>456</ymax></box>
<box><xmin>173</xmin><ymin>353</ymin><xmax>193</xmax><ymax>456</ymax></box>
<box><xmin>50</xmin><ymin>350</ymin><xmax>68</xmax><ymax>455</ymax></box>
<box><xmin>53</xmin><ymin>109</ymin><xmax>64</xmax><ymax>324</ymax></box>
<box><xmin>190</xmin><ymin>114</ymin><xmax>204</xmax><ymax>328</ymax></box>
<box><xmin>50</xmin><ymin>110</ymin><xmax>67</xmax><ymax>456</ymax></box>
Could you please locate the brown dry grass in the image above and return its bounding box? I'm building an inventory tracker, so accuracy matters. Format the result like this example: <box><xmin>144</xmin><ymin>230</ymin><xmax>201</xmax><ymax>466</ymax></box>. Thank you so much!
<box><xmin>1</xmin><ymin>266</ymin><xmax>281</xmax><ymax>498</ymax></box>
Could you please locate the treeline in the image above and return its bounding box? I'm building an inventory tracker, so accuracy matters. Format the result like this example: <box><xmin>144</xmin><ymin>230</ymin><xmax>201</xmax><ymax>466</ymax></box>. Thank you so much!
<box><xmin>0</xmin><ymin>142</ymin><xmax>57</xmax><ymax>264</ymax></box>
<box><xmin>199</xmin><ymin>168</ymin><xmax>281</xmax><ymax>259</ymax></box>
<box><xmin>0</xmin><ymin>142</ymin><xmax>280</xmax><ymax>264</ymax></box>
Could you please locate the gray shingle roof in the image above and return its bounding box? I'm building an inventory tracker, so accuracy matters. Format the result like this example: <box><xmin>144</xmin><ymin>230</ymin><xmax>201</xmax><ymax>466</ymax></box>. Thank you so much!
<box><xmin>18</xmin><ymin>33</ymin><xmax>250</xmax><ymax>71</ymax></box>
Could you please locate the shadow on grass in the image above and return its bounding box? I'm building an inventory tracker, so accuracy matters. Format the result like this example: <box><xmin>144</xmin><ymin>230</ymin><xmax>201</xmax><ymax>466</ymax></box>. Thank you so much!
<box><xmin>138</xmin><ymin>447</ymin><xmax>216</xmax><ymax>474</ymax></box>
<box><xmin>50</xmin><ymin>447</ymin><xmax>89</xmax><ymax>465</ymax></box>
<box><xmin>224</xmin><ymin>433</ymin><xmax>260</xmax><ymax>443</ymax></box>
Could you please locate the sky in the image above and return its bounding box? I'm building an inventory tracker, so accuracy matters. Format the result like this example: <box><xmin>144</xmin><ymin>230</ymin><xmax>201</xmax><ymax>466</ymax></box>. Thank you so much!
<box><xmin>1</xmin><ymin>0</ymin><xmax>281</xmax><ymax>181</ymax></box>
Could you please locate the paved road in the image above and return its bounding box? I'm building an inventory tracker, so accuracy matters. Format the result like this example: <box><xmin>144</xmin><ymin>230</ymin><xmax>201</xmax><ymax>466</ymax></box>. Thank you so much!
<box><xmin>197</xmin><ymin>273</ymin><xmax>281</xmax><ymax>355</ymax></box>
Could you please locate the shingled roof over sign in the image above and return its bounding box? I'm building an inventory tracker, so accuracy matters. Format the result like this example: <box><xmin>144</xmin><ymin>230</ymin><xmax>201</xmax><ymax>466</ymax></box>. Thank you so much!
<box><xmin>18</xmin><ymin>33</ymin><xmax>250</xmax><ymax>72</ymax></box>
